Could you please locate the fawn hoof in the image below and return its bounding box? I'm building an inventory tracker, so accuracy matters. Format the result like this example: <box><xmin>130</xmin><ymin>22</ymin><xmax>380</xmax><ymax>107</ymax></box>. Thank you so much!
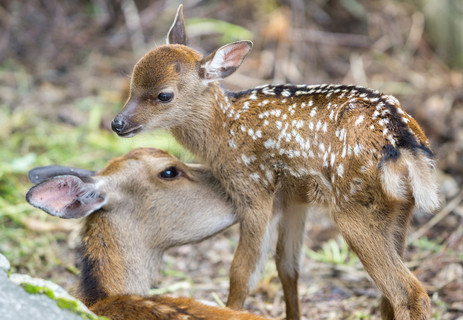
<box><xmin>409</xmin><ymin>292</ymin><xmax>431</xmax><ymax>320</ymax></box>
<box><xmin>381</xmin><ymin>290</ymin><xmax>431</xmax><ymax>320</ymax></box>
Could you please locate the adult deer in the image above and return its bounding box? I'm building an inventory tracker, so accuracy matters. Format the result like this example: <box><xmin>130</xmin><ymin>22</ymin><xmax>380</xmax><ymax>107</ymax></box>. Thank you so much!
<box><xmin>111</xmin><ymin>6</ymin><xmax>439</xmax><ymax>320</ymax></box>
<box><xmin>26</xmin><ymin>148</ymin><xmax>267</xmax><ymax>319</ymax></box>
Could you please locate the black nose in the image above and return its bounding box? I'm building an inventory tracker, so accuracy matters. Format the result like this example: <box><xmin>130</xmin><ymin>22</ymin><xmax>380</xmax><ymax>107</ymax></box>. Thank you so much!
<box><xmin>111</xmin><ymin>117</ymin><xmax>125</xmax><ymax>134</ymax></box>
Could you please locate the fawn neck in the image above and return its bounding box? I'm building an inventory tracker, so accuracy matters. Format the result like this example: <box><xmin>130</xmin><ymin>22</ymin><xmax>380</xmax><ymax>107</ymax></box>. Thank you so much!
<box><xmin>79</xmin><ymin>211</ymin><xmax>162</xmax><ymax>306</ymax></box>
<box><xmin>170</xmin><ymin>82</ymin><xmax>229</xmax><ymax>163</ymax></box>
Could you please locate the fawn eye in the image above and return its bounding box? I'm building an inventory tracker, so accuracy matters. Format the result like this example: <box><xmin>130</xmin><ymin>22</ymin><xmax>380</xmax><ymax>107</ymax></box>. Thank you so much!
<box><xmin>159</xmin><ymin>166</ymin><xmax>179</xmax><ymax>179</ymax></box>
<box><xmin>158</xmin><ymin>92</ymin><xmax>174</xmax><ymax>103</ymax></box>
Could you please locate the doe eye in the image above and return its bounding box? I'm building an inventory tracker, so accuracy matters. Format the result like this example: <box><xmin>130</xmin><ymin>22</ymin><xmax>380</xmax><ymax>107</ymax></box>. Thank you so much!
<box><xmin>159</xmin><ymin>166</ymin><xmax>179</xmax><ymax>179</ymax></box>
<box><xmin>158</xmin><ymin>92</ymin><xmax>174</xmax><ymax>103</ymax></box>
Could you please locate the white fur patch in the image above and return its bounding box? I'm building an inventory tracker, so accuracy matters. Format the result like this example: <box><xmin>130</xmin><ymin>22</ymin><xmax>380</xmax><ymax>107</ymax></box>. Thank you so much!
<box><xmin>277</xmin><ymin>204</ymin><xmax>307</xmax><ymax>277</ymax></box>
<box><xmin>380</xmin><ymin>162</ymin><xmax>407</xmax><ymax>200</ymax></box>
<box><xmin>406</xmin><ymin>159</ymin><xmax>440</xmax><ymax>212</ymax></box>
<box><xmin>247</xmin><ymin>214</ymin><xmax>280</xmax><ymax>290</ymax></box>
<box><xmin>380</xmin><ymin>151</ymin><xmax>439</xmax><ymax>212</ymax></box>
<box><xmin>241</xmin><ymin>154</ymin><xmax>256</xmax><ymax>166</ymax></box>
<box><xmin>337</xmin><ymin>164</ymin><xmax>344</xmax><ymax>177</ymax></box>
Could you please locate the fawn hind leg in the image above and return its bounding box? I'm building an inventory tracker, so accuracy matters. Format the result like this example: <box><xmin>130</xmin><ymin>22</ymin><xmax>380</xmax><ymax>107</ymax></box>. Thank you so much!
<box><xmin>379</xmin><ymin>200</ymin><xmax>428</xmax><ymax>320</ymax></box>
<box><xmin>333</xmin><ymin>201</ymin><xmax>430</xmax><ymax>320</ymax></box>
<box><xmin>275</xmin><ymin>203</ymin><xmax>307</xmax><ymax>320</ymax></box>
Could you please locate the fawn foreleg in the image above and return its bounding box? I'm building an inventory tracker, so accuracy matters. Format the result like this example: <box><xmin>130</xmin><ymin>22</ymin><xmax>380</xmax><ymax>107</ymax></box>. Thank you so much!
<box><xmin>275</xmin><ymin>203</ymin><xmax>307</xmax><ymax>320</ymax></box>
<box><xmin>226</xmin><ymin>199</ymin><xmax>278</xmax><ymax>310</ymax></box>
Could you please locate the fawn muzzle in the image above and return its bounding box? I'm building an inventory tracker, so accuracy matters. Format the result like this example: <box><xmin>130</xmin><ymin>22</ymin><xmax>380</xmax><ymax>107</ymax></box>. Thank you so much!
<box><xmin>112</xmin><ymin>98</ymin><xmax>145</xmax><ymax>137</ymax></box>
<box><xmin>111</xmin><ymin>115</ymin><xmax>143</xmax><ymax>137</ymax></box>
<box><xmin>111</xmin><ymin>116</ymin><xmax>125</xmax><ymax>134</ymax></box>
<box><xmin>111</xmin><ymin>115</ymin><xmax>126</xmax><ymax>135</ymax></box>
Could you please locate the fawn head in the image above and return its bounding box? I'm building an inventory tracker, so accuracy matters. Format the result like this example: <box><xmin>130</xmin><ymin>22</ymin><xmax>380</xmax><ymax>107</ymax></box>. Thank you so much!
<box><xmin>111</xmin><ymin>5</ymin><xmax>253</xmax><ymax>137</ymax></box>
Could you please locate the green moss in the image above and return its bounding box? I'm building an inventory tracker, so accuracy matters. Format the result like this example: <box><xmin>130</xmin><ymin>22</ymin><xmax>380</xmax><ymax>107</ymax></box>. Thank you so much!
<box><xmin>20</xmin><ymin>283</ymin><xmax>110</xmax><ymax>320</ymax></box>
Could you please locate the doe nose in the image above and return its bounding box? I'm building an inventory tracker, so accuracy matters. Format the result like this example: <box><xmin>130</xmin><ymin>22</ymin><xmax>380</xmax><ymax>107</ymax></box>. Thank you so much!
<box><xmin>111</xmin><ymin>117</ymin><xmax>125</xmax><ymax>134</ymax></box>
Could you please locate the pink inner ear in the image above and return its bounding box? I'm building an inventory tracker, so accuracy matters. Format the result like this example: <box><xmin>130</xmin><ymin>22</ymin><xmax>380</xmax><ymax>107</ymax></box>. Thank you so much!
<box><xmin>27</xmin><ymin>176</ymin><xmax>88</xmax><ymax>216</ymax></box>
<box><xmin>222</xmin><ymin>43</ymin><xmax>250</xmax><ymax>67</ymax></box>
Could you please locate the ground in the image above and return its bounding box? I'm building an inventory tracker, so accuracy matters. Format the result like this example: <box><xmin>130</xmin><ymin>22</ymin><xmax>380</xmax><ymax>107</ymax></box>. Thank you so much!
<box><xmin>1</xmin><ymin>1</ymin><xmax>462</xmax><ymax>319</ymax></box>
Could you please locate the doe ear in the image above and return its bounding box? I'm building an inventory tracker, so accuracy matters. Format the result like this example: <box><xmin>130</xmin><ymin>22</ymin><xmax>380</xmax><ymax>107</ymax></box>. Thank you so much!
<box><xmin>25</xmin><ymin>175</ymin><xmax>105</xmax><ymax>219</ymax></box>
<box><xmin>200</xmin><ymin>40</ymin><xmax>253</xmax><ymax>81</ymax></box>
<box><xmin>28</xmin><ymin>165</ymin><xmax>96</xmax><ymax>184</ymax></box>
<box><xmin>166</xmin><ymin>4</ymin><xmax>188</xmax><ymax>45</ymax></box>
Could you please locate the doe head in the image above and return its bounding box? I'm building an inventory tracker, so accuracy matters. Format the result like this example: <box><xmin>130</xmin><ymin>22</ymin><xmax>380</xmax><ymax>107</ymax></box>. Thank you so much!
<box><xmin>26</xmin><ymin>148</ymin><xmax>236</xmax><ymax>249</ymax></box>
<box><xmin>111</xmin><ymin>5</ymin><xmax>253</xmax><ymax>137</ymax></box>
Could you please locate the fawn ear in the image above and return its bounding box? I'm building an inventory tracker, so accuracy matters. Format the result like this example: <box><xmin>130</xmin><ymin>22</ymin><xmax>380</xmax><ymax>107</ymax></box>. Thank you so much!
<box><xmin>166</xmin><ymin>4</ymin><xmax>188</xmax><ymax>45</ymax></box>
<box><xmin>200</xmin><ymin>41</ymin><xmax>253</xmax><ymax>81</ymax></box>
<box><xmin>26</xmin><ymin>175</ymin><xmax>105</xmax><ymax>219</ymax></box>
<box><xmin>28</xmin><ymin>165</ymin><xmax>96</xmax><ymax>184</ymax></box>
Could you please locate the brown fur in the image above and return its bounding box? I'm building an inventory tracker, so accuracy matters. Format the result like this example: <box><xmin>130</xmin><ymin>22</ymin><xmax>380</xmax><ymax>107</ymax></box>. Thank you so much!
<box><xmin>91</xmin><ymin>295</ymin><xmax>267</xmax><ymax>320</ymax></box>
<box><xmin>28</xmin><ymin>147</ymin><xmax>274</xmax><ymax>319</ymax></box>
<box><xmin>75</xmin><ymin>148</ymin><xmax>236</xmax><ymax>306</ymax></box>
<box><xmin>111</xmin><ymin>6</ymin><xmax>439</xmax><ymax>320</ymax></box>
<box><xmin>79</xmin><ymin>212</ymin><xmax>125</xmax><ymax>306</ymax></box>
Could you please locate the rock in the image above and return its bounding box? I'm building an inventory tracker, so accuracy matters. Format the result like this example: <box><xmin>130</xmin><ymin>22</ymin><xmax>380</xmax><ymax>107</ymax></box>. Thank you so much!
<box><xmin>0</xmin><ymin>253</ymin><xmax>100</xmax><ymax>319</ymax></box>
<box><xmin>0</xmin><ymin>270</ymin><xmax>102</xmax><ymax>320</ymax></box>
<box><xmin>0</xmin><ymin>253</ymin><xmax>10</xmax><ymax>273</ymax></box>
<box><xmin>9</xmin><ymin>273</ymin><xmax>91</xmax><ymax>313</ymax></box>
<box><xmin>0</xmin><ymin>271</ymin><xmax>85</xmax><ymax>320</ymax></box>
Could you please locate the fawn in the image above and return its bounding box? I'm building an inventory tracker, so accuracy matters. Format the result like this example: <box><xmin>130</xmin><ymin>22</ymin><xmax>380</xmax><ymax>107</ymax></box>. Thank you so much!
<box><xmin>111</xmin><ymin>5</ymin><xmax>439</xmax><ymax>320</ymax></box>
<box><xmin>26</xmin><ymin>147</ymin><xmax>269</xmax><ymax>320</ymax></box>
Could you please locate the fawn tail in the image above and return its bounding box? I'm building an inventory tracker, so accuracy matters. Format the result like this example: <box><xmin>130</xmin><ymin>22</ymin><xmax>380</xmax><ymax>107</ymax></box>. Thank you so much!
<box><xmin>380</xmin><ymin>148</ymin><xmax>439</xmax><ymax>213</ymax></box>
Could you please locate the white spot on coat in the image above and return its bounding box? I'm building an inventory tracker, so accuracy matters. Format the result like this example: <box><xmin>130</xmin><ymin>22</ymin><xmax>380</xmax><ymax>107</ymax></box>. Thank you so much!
<box><xmin>321</xmin><ymin>122</ymin><xmax>328</xmax><ymax>133</ymax></box>
<box><xmin>378</xmin><ymin>118</ymin><xmax>390</xmax><ymax>126</ymax></box>
<box><xmin>265</xmin><ymin>170</ymin><xmax>273</xmax><ymax>182</ymax></box>
<box><xmin>241</xmin><ymin>154</ymin><xmax>256</xmax><ymax>166</ymax></box>
<box><xmin>310</xmin><ymin>107</ymin><xmax>317</xmax><ymax>117</ymax></box>
<box><xmin>264</xmin><ymin>139</ymin><xmax>276</xmax><ymax>149</ymax></box>
<box><xmin>337</xmin><ymin>164</ymin><xmax>344</xmax><ymax>177</ymax></box>
<box><xmin>249</xmin><ymin>90</ymin><xmax>257</xmax><ymax>100</ymax></box>
<box><xmin>250</xmin><ymin>172</ymin><xmax>260</xmax><ymax>182</ymax></box>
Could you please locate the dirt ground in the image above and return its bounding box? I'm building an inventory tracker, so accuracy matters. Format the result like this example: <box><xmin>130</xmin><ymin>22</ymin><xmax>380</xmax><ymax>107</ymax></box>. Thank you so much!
<box><xmin>1</xmin><ymin>0</ymin><xmax>463</xmax><ymax>319</ymax></box>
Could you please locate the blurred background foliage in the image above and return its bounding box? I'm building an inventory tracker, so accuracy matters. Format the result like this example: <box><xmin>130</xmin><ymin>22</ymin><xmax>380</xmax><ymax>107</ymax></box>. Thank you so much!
<box><xmin>0</xmin><ymin>0</ymin><xmax>462</xmax><ymax>319</ymax></box>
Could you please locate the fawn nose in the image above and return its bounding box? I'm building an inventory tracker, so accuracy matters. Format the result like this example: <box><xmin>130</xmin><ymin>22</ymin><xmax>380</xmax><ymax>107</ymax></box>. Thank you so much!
<box><xmin>111</xmin><ymin>117</ymin><xmax>125</xmax><ymax>134</ymax></box>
